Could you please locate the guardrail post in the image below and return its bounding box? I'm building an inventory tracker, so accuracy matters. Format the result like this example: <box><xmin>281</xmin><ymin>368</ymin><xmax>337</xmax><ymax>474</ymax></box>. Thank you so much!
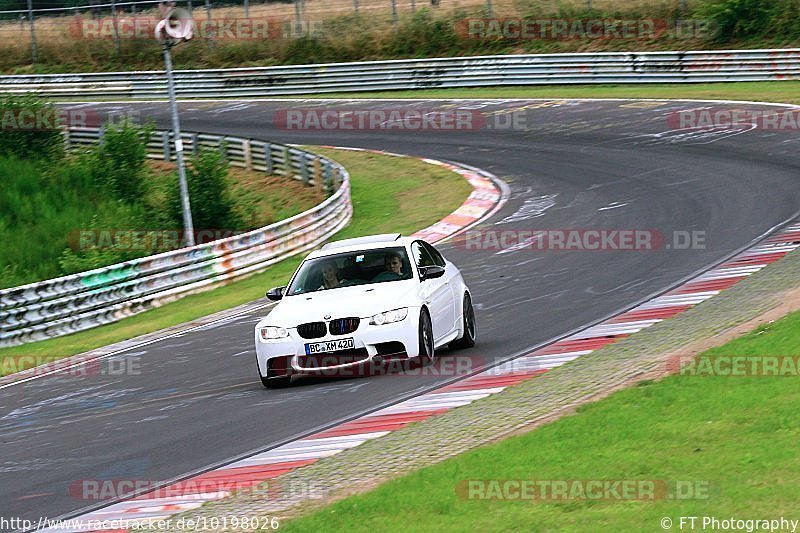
<box><xmin>264</xmin><ymin>142</ymin><xmax>274</xmax><ymax>174</ymax></box>
<box><xmin>242</xmin><ymin>139</ymin><xmax>252</xmax><ymax>170</ymax></box>
<box><xmin>162</xmin><ymin>132</ymin><xmax>171</xmax><ymax>161</ymax></box>
<box><xmin>323</xmin><ymin>161</ymin><xmax>332</xmax><ymax>195</ymax></box>
<box><xmin>98</xmin><ymin>126</ymin><xmax>106</xmax><ymax>146</ymax></box>
<box><xmin>63</xmin><ymin>130</ymin><xmax>71</xmax><ymax>152</ymax></box>
<box><xmin>300</xmin><ymin>153</ymin><xmax>309</xmax><ymax>185</ymax></box>
<box><xmin>219</xmin><ymin>138</ymin><xmax>227</xmax><ymax>160</ymax></box>
<box><xmin>283</xmin><ymin>146</ymin><xmax>291</xmax><ymax>177</ymax></box>
<box><xmin>313</xmin><ymin>157</ymin><xmax>323</xmax><ymax>192</ymax></box>
<box><xmin>191</xmin><ymin>133</ymin><xmax>199</xmax><ymax>156</ymax></box>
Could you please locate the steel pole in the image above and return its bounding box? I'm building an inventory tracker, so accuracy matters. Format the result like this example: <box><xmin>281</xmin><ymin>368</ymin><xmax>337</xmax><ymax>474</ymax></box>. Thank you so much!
<box><xmin>162</xmin><ymin>42</ymin><xmax>195</xmax><ymax>247</ymax></box>
<box><xmin>27</xmin><ymin>0</ymin><xmax>37</xmax><ymax>63</ymax></box>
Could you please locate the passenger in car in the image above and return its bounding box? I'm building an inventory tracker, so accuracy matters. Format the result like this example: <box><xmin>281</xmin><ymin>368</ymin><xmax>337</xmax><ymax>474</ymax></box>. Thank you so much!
<box><xmin>319</xmin><ymin>262</ymin><xmax>346</xmax><ymax>290</ymax></box>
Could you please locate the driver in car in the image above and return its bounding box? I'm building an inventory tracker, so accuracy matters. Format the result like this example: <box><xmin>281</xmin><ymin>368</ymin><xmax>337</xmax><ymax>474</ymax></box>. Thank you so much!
<box><xmin>372</xmin><ymin>252</ymin><xmax>405</xmax><ymax>282</ymax></box>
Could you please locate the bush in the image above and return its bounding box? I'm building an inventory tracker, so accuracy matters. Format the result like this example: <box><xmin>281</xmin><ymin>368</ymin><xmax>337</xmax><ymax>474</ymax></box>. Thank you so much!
<box><xmin>701</xmin><ymin>0</ymin><xmax>800</xmax><ymax>41</ymax></box>
<box><xmin>167</xmin><ymin>146</ymin><xmax>243</xmax><ymax>235</ymax></box>
<box><xmin>0</xmin><ymin>94</ymin><xmax>64</xmax><ymax>160</ymax></box>
<box><xmin>384</xmin><ymin>10</ymin><xmax>462</xmax><ymax>57</ymax></box>
<box><xmin>89</xmin><ymin>119</ymin><xmax>152</xmax><ymax>204</ymax></box>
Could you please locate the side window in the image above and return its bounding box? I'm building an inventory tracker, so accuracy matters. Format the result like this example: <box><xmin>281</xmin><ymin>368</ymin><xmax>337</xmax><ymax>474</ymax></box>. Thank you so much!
<box><xmin>422</xmin><ymin>242</ymin><xmax>446</xmax><ymax>267</ymax></box>
<box><xmin>411</xmin><ymin>241</ymin><xmax>436</xmax><ymax>269</ymax></box>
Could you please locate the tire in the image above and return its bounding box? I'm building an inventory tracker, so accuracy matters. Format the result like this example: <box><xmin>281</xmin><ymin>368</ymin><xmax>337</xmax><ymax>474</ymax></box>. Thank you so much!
<box><xmin>449</xmin><ymin>292</ymin><xmax>476</xmax><ymax>349</ymax></box>
<box><xmin>416</xmin><ymin>308</ymin><xmax>435</xmax><ymax>367</ymax></box>
<box><xmin>258</xmin><ymin>362</ymin><xmax>291</xmax><ymax>389</ymax></box>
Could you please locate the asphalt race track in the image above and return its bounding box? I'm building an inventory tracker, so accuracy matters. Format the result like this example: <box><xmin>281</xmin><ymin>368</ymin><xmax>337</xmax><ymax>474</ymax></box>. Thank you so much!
<box><xmin>2</xmin><ymin>98</ymin><xmax>799</xmax><ymax>527</ymax></box>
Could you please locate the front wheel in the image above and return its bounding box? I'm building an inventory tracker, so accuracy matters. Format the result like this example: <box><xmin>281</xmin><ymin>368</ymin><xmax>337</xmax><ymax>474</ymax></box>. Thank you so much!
<box><xmin>416</xmin><ymin>308</ymin><xmax>435</xmax><ymax>367</ymax></box>
<box><xmin>450</xmin><ymin>293</ymin><xmax>476</xmax><ymax>349</ymax></box>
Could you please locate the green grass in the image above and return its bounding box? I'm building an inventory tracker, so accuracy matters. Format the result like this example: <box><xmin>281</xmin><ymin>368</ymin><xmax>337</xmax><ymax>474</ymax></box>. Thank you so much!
<box><xmin>281</xmin><ymin>309</ymin><xmax>800</xmax><ymax>532</ymax></box>
<box><xmin>0</xmin><ymin>155</ymin><xmax>138</xmax><ymax>288</ymax></box>
<box><xmin>0</xmin><ymin>155</ymin><xmax>319</xmax><ymax>289</ymax></box>
<box><xmin>292</xmin><ymin>81</ymin><xmax>800</xmax><ymax>106</ymax></box>
<box><xmin>0</xmin><ymin>147</ymin><xmax>471</xmax><ymax>371</ymax></box>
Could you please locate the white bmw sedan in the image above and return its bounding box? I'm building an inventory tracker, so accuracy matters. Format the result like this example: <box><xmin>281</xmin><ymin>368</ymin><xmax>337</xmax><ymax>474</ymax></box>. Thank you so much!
<box><xmin>254</xmin><ymin>234</ymin><xmax>476</xmax><ymax>388</ymax></box>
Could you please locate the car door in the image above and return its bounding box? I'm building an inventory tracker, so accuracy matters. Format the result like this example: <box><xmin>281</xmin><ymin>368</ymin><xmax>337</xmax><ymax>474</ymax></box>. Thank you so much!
<box><xmin>422</xmin><ymin>240</ymin><xmax>461</xmax><ymax>326</ymax></box>
<box><xmin>411</xmin><ymin>241</ymin><xmax>456</xmax><ymax>341</ymax></box>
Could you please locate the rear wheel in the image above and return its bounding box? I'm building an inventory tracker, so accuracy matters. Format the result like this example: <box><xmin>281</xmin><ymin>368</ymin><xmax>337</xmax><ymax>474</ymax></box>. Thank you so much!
<box><xmin>416</xmin><ymin>308</ymin><xmax>435</xmax><ymax>367</ymax></box>
<box><xmin>450</xmin><ymin>293</ymin><xmax>476</xmax><ymax>349</ymax></box>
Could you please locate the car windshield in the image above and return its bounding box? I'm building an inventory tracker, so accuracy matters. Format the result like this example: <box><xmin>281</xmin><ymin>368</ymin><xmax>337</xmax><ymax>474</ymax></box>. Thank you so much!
<box><xmin>286</xmin><ymin>247</ymin><xmax>413</xmax><ymax>296</ymax></box>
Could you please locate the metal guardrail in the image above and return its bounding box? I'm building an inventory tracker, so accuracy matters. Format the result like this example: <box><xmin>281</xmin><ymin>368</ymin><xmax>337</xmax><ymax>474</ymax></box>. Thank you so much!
<box><xmin>0</xmin><ymin>49</ymin><xmax>799</xmax><ymax>99</ymax></box>
<box><xmin>0</xmin><ymin>128</ymin><xmax>352</xmax><ymax>347</ymax></box>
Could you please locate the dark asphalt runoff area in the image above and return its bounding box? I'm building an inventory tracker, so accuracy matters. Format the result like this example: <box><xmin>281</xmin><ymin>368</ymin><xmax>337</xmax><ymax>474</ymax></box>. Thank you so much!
<box><xmin>1</xmin><ymin>98</ymin><xmax>799</xmax><ymax>527</ymax></box>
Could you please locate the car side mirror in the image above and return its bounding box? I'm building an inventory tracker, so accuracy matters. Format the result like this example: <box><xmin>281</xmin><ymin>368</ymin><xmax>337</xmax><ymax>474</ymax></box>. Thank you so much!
<box><xmin>420</xmin><ymin>265</ymin><xmax>445</xmax><ymax>281</ymax></box>
<box><xmin>266</xmin><ymin>286</ymin><xmax>285</xmax><ymax>301</ymax></box>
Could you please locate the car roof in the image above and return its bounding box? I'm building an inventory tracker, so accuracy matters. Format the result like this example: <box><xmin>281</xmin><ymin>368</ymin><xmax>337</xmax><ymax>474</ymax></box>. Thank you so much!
<box><xmin>308</xmin><ymin>234</ymin><xmax>418</xmax><ymax>259</ymax></box>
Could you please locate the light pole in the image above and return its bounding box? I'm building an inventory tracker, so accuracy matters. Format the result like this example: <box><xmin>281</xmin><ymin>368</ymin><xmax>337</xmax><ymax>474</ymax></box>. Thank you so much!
<box><xmin>156</xmin><ymin>8</ymin><xmax>196</xmax><ymax>247</ymax></box>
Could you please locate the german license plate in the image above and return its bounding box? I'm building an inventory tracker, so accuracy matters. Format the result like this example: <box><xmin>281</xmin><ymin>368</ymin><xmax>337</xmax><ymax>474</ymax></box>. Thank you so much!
<box><xmin>305</xmin><ymin>337</ymin><xmax>355</xmax><ymax>355</ymax></box>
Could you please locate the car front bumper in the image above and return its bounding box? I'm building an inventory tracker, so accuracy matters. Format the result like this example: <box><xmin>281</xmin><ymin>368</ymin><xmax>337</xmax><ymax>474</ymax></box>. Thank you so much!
<box><xmin>255</xmin><ymin>309</ymin><xmax>421</xmax><ymax>377</ymax></box>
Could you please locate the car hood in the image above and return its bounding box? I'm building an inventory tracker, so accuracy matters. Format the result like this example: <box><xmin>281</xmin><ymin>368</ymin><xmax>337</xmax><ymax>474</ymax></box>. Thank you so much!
<box><xmin>258</xmin><ymin>281</ymin><xmax>419</xmax><ymax>327</ymax></box>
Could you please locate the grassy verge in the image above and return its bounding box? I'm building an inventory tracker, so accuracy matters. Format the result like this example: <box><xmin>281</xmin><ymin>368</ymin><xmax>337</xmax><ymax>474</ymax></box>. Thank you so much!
<box><xmin>294</xmin><ymin>81</ymin><xmax>800</xmax><ymax>105</ymax></box>
<box><xmin>280</xmin><ymin>309</ymin><xmax>800</xmax><ymax>532</ymax></box>
<box><xmin>0</xmin><ymin>147</ymin><xmax>472</xmax><ymax>371</ymax></box>
<box><xmin>0</xmin><ymin>156</ymin><xmax>320</xmax><ymax>289</ymax></box>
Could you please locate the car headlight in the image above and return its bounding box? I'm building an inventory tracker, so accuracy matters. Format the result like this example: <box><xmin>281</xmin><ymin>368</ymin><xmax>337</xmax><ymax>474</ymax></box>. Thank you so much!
<box><xmin>369</xmin><ymin>308</ymin><xmax>408</xmax><ymax>326</ymax></box>
<box><xmin>259</xmin><ymin>326</ymin><xmax>289</xmax><ymax>340</ymax></box>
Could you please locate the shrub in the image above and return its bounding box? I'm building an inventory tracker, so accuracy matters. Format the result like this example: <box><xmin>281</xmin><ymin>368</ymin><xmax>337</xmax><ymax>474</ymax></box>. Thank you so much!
<box><xmin>701</xmin><ymin>0</ymin><xmax>776</xmax><ymax>40</ymax></box>
<box><xmin>0</xmin><ymin>94</ymin><xmax>64</xmax><ymax>160</ymax></box>
<box><xmin>89</xmin><ymin>119</ymin><xmax>152</xmax><ymax>204</ymax></box>
<box><xmin>384</xmin><ymin>10</ymin><xmax>462</xmax><ymax>57</ymax></box>
<box><xmin>167</xmin><ymin>146</ymin><xmax>243</xmax><ymax>235</ymax></box>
